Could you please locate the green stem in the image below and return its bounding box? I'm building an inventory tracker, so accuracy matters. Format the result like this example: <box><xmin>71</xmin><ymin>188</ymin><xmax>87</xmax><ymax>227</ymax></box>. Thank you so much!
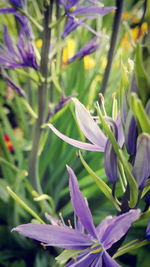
<box><xmin>99</xmin><ymin>0</ymin><xmax>124</xmax><ymax>97</ymax></box>
<box><xmin>29</xmin><ymin>0</ymin><xmax>54</xmax><ymax>193</ymax></box>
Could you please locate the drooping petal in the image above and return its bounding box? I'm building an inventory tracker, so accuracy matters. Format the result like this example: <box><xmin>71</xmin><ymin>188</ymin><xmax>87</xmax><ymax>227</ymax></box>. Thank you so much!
<box><xmin>67</xmin><ymin>166</ymin><xmax>98</xmax><ymax>240</ymax></box>
<box><xmin>3</xmin><ymin>26</ymin><xmax>17</xmax><ymax>56</ymax></box>
<box><xmin>1</xmin><ymin>69</ymin><xmax>25</xmax><ymax>97</ymax></box>
<box><xmin>9</xmin><ymin>0</ymin><xmax>23</xmax><ymax>8</ymax></box>
<box><xmin>68</xmin><ymin>37</ymin><xmax>101</xmax><ymax>63</ymax></box>
<box><xmin>100</xmin><ymin>209</ymin><xmax>141</xmax><ymax>249</ymax></box>
<box><xmin>146</xmin><ymin>220</ymin><xmax>150</xmax><ymax>240</ymax></box>
<box><xmin>104</xmin><ymin>139</ymin><xmax>119</xmax><ymax>184</ymax></box>
<box><xmin>103</xmin><ymin>251</ymin><xmax>121</xmax><ymax>267</ymax></box>
<box><xmin>12</xmin><ymin>223</ymin><xmax>93</xmax><ymax>249</ymax></box>
<box><xmin>0</xmin><ymin>7</ymin><xmax>16</xmax><ymax>13</ymax></box>
<box><xmin>132</xmin><ymin>134</ymin><xmax>150</xmax><ymax>189</ymax></box>
<box><xmin>61</xmin><ymin>17</ymin><xmax>86</xmax><ymax>39</ymax></box>
<box><xmin>71</xmin><ymin>6</ymin><xmax>115</xmax><ymax>16</ymax></box>
<box><xmin>48</xmin><ymin>124</ymin><xmax>104</xmax><ymax>151</ymax></box>
<box><xmin>73</xmin><ymin>98</ymin><xmax>107</xmax><ymax>148</ymax></box>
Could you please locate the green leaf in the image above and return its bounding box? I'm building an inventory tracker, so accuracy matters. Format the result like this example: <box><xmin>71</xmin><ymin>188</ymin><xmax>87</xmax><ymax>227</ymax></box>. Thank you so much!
<box><xmin>113</xmin><ymin>239</ymin><xmax>149</xmax><ymax>259</ymax></box>
<box><xmin>7</xmin><ymin>186</ymin><xmax>45</xmax><ymax>224</ymax></box>
<box><xmin>130</xmin><ymin>93</ymin><xmax>150</xmax><ymax>133</ymax></box>
<box><xmin>55</xmin><ymin>249</ymin><xmax>83</xmax><ymax>264</ymax></box>
<box><xmin>135</xmin><ymin>42</ymin><xmax>150</xmax><ymax>104</ymax></box>
<box><xmin>79</xmin><ymin>151</ymin><xmax>121</xmax><ymax>211</ymax></box>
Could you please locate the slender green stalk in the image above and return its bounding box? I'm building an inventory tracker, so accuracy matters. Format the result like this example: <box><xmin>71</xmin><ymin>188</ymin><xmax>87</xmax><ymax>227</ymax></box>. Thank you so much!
<box><xmin>29</xmin><ymin>0</ymin><xmax>54</xmax><ymax>193</ymax></box>
<box><xmin>99</xmin><ymin>0</ymin><xmax>124</xmax><ymax>97</ymax></box>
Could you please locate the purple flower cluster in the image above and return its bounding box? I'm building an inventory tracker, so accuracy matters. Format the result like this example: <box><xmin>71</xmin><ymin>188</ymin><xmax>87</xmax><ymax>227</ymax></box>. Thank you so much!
<box><xmin>12</xmin><ymin>166</ymin><xmax>141</xmax><ymax>266</ymax></box>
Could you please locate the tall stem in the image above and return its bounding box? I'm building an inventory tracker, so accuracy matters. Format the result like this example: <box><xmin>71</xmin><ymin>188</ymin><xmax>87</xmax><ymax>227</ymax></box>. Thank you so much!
<box><xmin>99</xmin><ymin>0</ymin><xmax>124</xmax><ymax>97</ymax></box>
<box><xmin>29</xmin><ymin>0</ymin><xmax>54</xmax><ymax>192</ymax></box>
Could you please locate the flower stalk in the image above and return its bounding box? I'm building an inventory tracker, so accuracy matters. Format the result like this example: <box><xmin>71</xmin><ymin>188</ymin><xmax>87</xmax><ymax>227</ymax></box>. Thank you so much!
<box><xmin>29</xmin><ymin>0</ymin><xmax>54</xmax><ymax>193</ymax></box>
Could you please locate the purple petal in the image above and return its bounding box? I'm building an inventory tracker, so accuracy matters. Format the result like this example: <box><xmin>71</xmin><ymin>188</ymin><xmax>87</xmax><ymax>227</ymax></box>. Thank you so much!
<box><xmin>71</xmin><ymin>6</ymin><xmax>115</xmax><ymax>16</ymax></box>
<box><xmin>9</xmin><ymin>0</ymin><xmax>23</xmax><ymax>8</ymax></box>
<box><xmin>0</xmin><ymin>7</ymin><xmax>16</xmax><ymax>14</ymax></box>
<box><xmin>62</xmin><ymin>17</ymin><xmax>86</xmax><ymax>39</ymax></box>
<box><xmin>132</xmin><ymin>134</ymin><xmax>150</xmax><ymax>189</ymax></box>
<box><xmin>125</xmin><ymin>111</ymin><xmax>138</xmax><ymax>156</ymax></box>
<box><xmin>73</xmin><ymin>98</ymin><xmax>107</xmax><ymax>148</ymax></box>
<box><xmin>1</xmin><ymin>69</ymin><xmax>25</xmax><ymax>97</ymax></box>
<box><xmin>115</xmin><ymin>113</ymin><xmax>124</xmax><ymax>147</ymax></box>
<box><xmin>48</xmin><ymin>124</ymin><xmax>104</xmax><ymax>151</ymax></box>
<box><xmin>146</xmin><ymin>220</ymin><xmax>150</xmax><ymax>240</ymax></box>
<box><xmin>103</xmin><ymin>251</ymin><xmax>121</xmax><ymax>267</ymax></box>
<box><xmin>68</xmin><ymin>37</ymin><xmax>100</xmax><ymax>63</ymax></box>
<box><xmin>96</xmin><ymin>216</ymin><xmax>113</xmax><ymax>241</ymax></box>
<box><xmin>104</xmin><ymin>139</ymin><xmax>119</xmax><ymax>184</ymax></box>
<box><xmin>100</xmin><ymin>209</ymin><xmax>141</xmax><ymax>249</ymax></box>
<box><xmin>3</xmin><ymin>26</ymin><xmax>17</xmax><ymax>56</ymax></box>
<box><xmin>12</xmin><ymin>223</ymin><xmax>93</xmax><ymax>249</ymax></box>
<box><xmin>45</xmin><ymin>213</ymin><xmax>61</xmax><ymax>226</ymax></box>
<box><xmin>66</xmin><ymin>250</ymin><xmax>99</xmax><ymax>267</ymax></box>
<box><xmin>67</xmin><ymin>166</ymin><xmax>98</xmax><ymax>240</ymax></box>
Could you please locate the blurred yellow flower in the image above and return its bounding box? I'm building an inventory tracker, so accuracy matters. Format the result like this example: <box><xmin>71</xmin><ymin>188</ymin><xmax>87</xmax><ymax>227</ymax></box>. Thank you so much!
<box><xmin>62</xmin><ymin>39</ymin><xmax>75</xmax><ymax>65</ymax></box>
<box><xmin>121</xmin><ymin>22</ymin><xmax>148</xmax><ymax>50</ymax></box>
<box><xmin>36</xmin><ymin>39</ymin><xmax>43</xmax><ymax>48</ymax></box>
<box><xmin>84</xmin><ymin>55</ymin><xmax>96</xmax><ymax>70</ymax></box>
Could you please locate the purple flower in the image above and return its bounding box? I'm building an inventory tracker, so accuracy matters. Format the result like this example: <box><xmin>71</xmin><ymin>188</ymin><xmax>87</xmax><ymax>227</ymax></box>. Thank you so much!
<box><xmin>146</xmin><ymin>220</ymin><xmax>150</xmax><ymax>240</ymax></box>
<box><xmin>12</xmin><ymin>166</ymin><xmax>141</xmax><ymax>266</ymax></box>
<box><xmin>132</xmin><ymin>133</ymin><xmax>150</xmax><ymax>190</ymax></box>
<box><xmin>48</xmin><ymin>98</ymin><xmax>107</xmax><ymax>151</ymax></box>
<box><xmin>68</xmin><ymin>37</ymin><xmax>101</xmax><ymax>63</ymax></box>
<box><xmin>60</xmin><ymin>0</ymin><xmax>115</xmax><ymax>38</ymax></box>
<box><xmin>0</xmin><ymin>26</ymin><xmax>38</xmax><ymax>70</ymax></box>
<box><xmin>48</xmin><ymin>99</ymin><xmax>125</xmax><ymax>184</ymax></box>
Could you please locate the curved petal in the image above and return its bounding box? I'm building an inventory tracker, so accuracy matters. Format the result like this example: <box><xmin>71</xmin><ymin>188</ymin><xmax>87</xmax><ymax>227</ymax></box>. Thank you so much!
<box><xmin>48</xmin><ymin>124</ymin><xmax>104</xmax><ymax>151</ymax></box>
<box><xmin>67</xmin><ymin>166</ymin><xmax>98</xmax><ymax>240</ymax></box>
<box><xmin>132</xmin><ymin>133</ymin><xmax>150</xmax><ymax>189</ymax></box>
<box><xmin>146</xmin><ymin>220</ymin><xmax>150</xmax><ymax>240</ymax></box>
<box><xmin>73</xmin><ymin>98</ymin><xmax>107</xmax><ymax>147</ymax></box>
<box><xmin>103</xmin><ymin>251</ymin><xmax>121</xmax><ymax>267</ymax></box>
<box><xmin>100</xmin><ymin>209</ymin><xmax>141</xmax><ymax>249</ymax></box>
<box><xmin>12</xmin><ymin>223</ymin><xmax>93</xmax><ymax>249</ymax></box>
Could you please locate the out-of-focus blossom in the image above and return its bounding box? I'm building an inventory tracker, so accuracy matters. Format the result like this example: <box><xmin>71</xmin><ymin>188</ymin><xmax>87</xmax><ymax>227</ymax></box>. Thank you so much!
<box><xmin>54</xmin><ymin>96</ymin><xmax>72</xmax><ymax>113</ymax></box>
<box><xmin>0</xmin><ymin>26</ymin><xmax>38</xmax><ymax>70</ymax></box>
<box><xmin>3</xmin><ymin>135</ymin><xmax>14</xmax><ymax>151</ymax></box>
<box><xmin>121</xmin><ymin>23</ymin><xmax>148</xmax><ymax>51</ymax></box>
<box><xmin>84</xmin><ymin>55</ymin><xmax>96</xmax><ymax>70</ymax></box>
<box><xmin>1</xmin><ymin>69</ymin><xmax>25</xmax><ymax>97</ymax></box>
<box><xmin>12</xmin><ymin>166</ymin><xmax>141</xmax><ymax>267</ymax></box>
<box><xmin>62</xmin><ymin>38</ymin><xmax>75</xmax><ymax>66</ymax></box>
<box><xmin>68</xmin><ymin>37</ymin><xmax>100</xmax><ymax>63</ymax></box>
<box><xmin>59</xmin><ymin>0</ymin><xmax>115</xmax><ymax>38</ymax></box>
<box><xmin>132</xmin><ymin>133</ymin><xmax>150</xmax><ymax>190</ymax></box>
<box><xmin>36</xmin><ymin>39</ymin><xmax>43</xmax><ymax>49</ymax></box>
<box><xmin>0</xmin><ymin>0</ymin><xmax>32</xmax><ymax>39</ymax></box>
